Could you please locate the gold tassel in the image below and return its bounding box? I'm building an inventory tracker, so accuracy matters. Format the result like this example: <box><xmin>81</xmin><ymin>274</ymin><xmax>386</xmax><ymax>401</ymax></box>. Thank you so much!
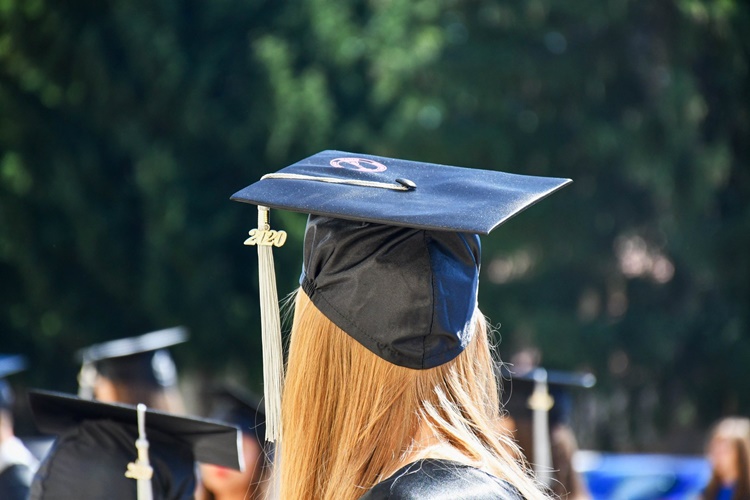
<box><xmin>125</xmin><ymin>404</ymin><xmax>154</xmax><ymax>500</ymax></box>
<box><xmin>245</xmin><ymin>205</ymin><xmax>286</xmax><ymax>442</ymax></box>
<box><xmin>527</xmin><ymin>368</ymin><xmax>554</xmax><ymax>486</ymax></box>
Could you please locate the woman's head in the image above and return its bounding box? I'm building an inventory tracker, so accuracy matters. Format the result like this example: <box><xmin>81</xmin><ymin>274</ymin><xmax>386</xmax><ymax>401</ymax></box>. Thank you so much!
<box><xmin>233</xmin><ymin>152</ymin><xmax>571</xmax><ymax>500</ymax></box>
<box><xmin>233</xmin><ymin>152</ymin><xmax>570</xmax><ymax>445</ymax></box>
<box><xmin>707</xmin><ymin>417</ymin><xmax>750</xmax><ymax>485</ymax></box>
<box><xmin>279</xmin><ymin>289</ymin><xmax>543</xmax><ymax>500</ymax></box>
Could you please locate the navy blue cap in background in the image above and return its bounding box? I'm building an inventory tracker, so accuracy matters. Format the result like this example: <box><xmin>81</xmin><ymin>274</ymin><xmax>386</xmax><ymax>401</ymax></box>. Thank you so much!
<box><xmin>77</xmin><ymin>327</ymin><xmax>188</xmax><ymax>388</ymax></box>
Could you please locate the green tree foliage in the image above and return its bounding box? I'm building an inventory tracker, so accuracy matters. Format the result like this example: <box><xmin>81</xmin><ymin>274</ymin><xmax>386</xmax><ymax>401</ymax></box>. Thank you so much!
<box><xmin>0</xmin><ymin>0</ymin><xmax>747</xmax><ymax>449</ymax></box>
<box><xmin>0</xmin><ymin>0</ymin><xmax>445</xmax><ymax>392</ymax></box>
<box><xmin>391</xmin><ymin>0</ymin><xmax>749</xmax><ymax>448</ymax></box>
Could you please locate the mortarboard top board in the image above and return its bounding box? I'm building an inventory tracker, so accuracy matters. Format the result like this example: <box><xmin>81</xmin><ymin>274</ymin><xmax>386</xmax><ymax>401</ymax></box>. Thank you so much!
<box><xmin>77</xmin><ymin>327</ymin><xmax>188</xmax><ymax>390</ymax></box>
<box><xmin>28</xmin><ymin>389</ymin><xmax>243</xmax><ymax>470</ymax></box>
<box><xmin>77</xmin><ymin>327</ymin><xmax>188</xmax><ymax>364</ymax></box>
<box><xmin>231</xmin><ymin>150</ymin><xmax>572</xmax><ymax>441</ymax></box>
<box><xmin>231</xmin><ymin>150</ymin><xmax>571</xmax><ymax>235</ymax></box>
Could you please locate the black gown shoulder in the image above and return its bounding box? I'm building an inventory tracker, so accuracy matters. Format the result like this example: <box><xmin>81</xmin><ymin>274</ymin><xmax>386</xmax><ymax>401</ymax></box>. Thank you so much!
<box><xmin>358</xmin><ymin>458</ymin><xmax>525</xmax><ymax>500</ymax></box>
<box><xmin>0</xmin><ymin>463</ymin><xmax>34</xmax><ymax>500</ymax></box>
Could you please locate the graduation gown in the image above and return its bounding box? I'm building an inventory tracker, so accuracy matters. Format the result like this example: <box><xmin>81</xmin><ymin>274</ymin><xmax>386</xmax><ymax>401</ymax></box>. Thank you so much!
<box><xmin>0</xmin><ymin>436</ymin><xmax>38</xmax><ymax>500</ymax></box>
<box><xmin>358</xmin><ymin>459</ymin><xmax>524</xmax><ymax>500</ymax></box>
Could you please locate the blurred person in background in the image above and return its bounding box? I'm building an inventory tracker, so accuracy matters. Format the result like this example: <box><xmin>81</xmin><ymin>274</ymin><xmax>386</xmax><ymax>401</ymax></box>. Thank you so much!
<box><xmin>197</xmin><ymin>385</ymin><xmax>270</xmax><ymax>500</ymax></box>
<box><xmin>77</xmin><ymin>326</ymin><xmax>188</xmax><ymax>412</ymax></box>
<box><xmin>0</xmin><ymin>355</ymin><xmax>39</xmax><ymax>500</ymax></box>
<box><xmin>703</xmin><ymin>417</ymin><xmax>750</xmax><ymax>500</ymax></box>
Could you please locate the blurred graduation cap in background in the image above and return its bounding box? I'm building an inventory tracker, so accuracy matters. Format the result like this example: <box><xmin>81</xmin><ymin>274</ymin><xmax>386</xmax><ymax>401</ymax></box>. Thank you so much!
<box><xmin>502</xmin><ymin>365</ymin><xmax>596</xmax><ymax>426</ymax></box>
<box><xmin>206</xmin><ymin>385</ymin><xmax>265</xmax><ymax>444</ymax></box>
<box><xmin>230</xmin><ymin>149</ymin><xmax>572</xmax><ymax>441</ymax></box>
<box><xmin>500</xmin><ymin>363</ymin><xmax>596</xmax><ymax>493</ymax></box>
<box><xmin>76</xmin><ymin>327</ymin><xmax>188</xmax><ymax>402</ymax></box>
<box><xmin>0</xmin><ymin>355</ymin><xmax>26</xmax><ymax>377</ymax></box>
<box><xmin>0</xmin><ymin>354</ymin><xmax>39</xmax><ymax>500</ymax></box>
<box><xmin>0</xmin><ymin>354</ymin><xmax>26</xmax><ymax>410</ymax></box>
<box><xmin>28</xmin><ymin>390</ymin><xmax>243</xmax><ymax>500</ymax></box>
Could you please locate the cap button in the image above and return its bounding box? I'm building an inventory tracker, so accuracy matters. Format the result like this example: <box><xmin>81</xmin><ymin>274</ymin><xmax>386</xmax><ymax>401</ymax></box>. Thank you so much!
<box><xmin>395</xmin><ymin>178</ymin><xmax>417</xmax><ymax>191</ymax></box>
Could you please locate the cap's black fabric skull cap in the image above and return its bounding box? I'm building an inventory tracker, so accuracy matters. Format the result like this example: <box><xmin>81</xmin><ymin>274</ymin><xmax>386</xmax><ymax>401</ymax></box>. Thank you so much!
<box><xmin>300</xmin><ymin>216</ymin><xmax>481</xmax><ymax>369</ymax></box>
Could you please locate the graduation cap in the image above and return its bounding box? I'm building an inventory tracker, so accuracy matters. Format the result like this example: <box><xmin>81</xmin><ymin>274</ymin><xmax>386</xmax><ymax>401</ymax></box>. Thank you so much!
<box><xmin>77</xmin><ymin>327</ymin><xmax>188</xmax><ymax>398</ymax></box>
<box><xmin>206</xmin><ymin>385</ymin><xmax>266</xmax><ymax>443</ymax></box>
<box><xmin>231</xmin><ymin>150</ymin><xmax>572</xmax><ymax>441</ymax></box>
<box><xmin>500</xmin><ymin>365</ymin><xmax>595</xmax><ymax>486</ymax></box>
<box><xmin>28</xmin><ymin>390</ymin><xmax>243</xmax><ymax>499</ymax></box>
<box><xmin>0</xmin><ymin>354</ymin><xmax>27</xmax><ymax>410</ymax></box>
<box><xmin>501</xmin><ymin>366</ymin><xmax>596</xmax><ymax>425</ymax></box>
<box><xmin>0</xmin><ymin>354</ymin><xmax>26</xmax><ymax>378</ymax></box>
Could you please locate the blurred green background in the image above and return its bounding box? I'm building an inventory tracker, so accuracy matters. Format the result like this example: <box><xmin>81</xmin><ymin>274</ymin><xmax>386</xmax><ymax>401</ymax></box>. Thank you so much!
<box><xmin>1</xmin><ymin>0</ymin><xmax>748</xmax><ymax>452</ymax></box>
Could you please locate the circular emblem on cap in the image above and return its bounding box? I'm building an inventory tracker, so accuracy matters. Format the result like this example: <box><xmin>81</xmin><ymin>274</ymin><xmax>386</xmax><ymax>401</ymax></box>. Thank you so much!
<box><xmin>330</xmin><ymin>157</ymin><xmax>387</xmax><ymax>172</ymax></box>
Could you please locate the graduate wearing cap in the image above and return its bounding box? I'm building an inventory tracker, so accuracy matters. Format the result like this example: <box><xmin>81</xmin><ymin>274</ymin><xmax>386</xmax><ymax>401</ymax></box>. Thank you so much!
<box><xmin>197</xmin><ymin>385</ymin><xmax>269</xmax><ymax>500</ymax></box>
<box><xmin>231</xmin><ymin>150</ymin><xmax>571</xmax><ymax>499</ymax></box>
<box><xmin>77</xmin><ymin>327</ymin><xmax>188</xmax><ymax>412</ymax></box>
<box><xmin>500</xmin><ymin>354</ymin><xmax>595</xmax><ymax>500</ymax></box>
<box><xmin>0</xmin><ymin>355</ymin><xmax>39</xmax><ymax>500</ymax></box>
<box><xmin>28</xmin><ymin>390</ymin><xmax>243</xmax><ymax>500</ymax></box>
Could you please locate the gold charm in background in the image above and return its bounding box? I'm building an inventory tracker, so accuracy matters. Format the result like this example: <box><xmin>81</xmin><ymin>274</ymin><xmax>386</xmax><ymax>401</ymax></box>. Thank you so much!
<box><xmin>527</xmin><ymin>389</ymin><xmax>555</xmax><ymax>412</ymax></box>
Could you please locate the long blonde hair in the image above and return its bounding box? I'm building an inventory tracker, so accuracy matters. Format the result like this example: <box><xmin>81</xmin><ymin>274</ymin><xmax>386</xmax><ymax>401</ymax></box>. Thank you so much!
<box><xmin>277</xmin><ymin>289</ymin><xmax>548</xmax><ymax>500</ymax></box>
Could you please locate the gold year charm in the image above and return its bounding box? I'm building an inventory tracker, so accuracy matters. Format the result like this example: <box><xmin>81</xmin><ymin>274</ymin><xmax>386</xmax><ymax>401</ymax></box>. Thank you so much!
<box><xmin>244</xmin><ymin>228</ymin><xmax>287</xmax><ymax>247</ymax></box>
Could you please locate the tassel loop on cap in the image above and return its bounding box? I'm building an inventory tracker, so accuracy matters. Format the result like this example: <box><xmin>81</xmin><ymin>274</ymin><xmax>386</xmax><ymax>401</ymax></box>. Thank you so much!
<box><xmin>244</xmin><ymin>205</ymin><xmax>286</xmax><ymax>442</ymax></box>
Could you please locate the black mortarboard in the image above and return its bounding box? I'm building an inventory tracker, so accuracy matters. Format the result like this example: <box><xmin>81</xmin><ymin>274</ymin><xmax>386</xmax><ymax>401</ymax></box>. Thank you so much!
<box><xmin>206</xmin><ymin>385</ymin><xmax>266</xmax><ymax>443</ymax></box>
<box><xmin>28</xmin><ymin>390</ymin><xmax>243</xmax><ymax>499</ymax></box>
<box><xmin>77</xmin><ymin>327</ymin><xmax>188</xmax><ymax>397</ymax></box>
<box><xmin>0</xmin><ymin>354</ymin><xmax>26</xmax><ymax>410</ymax></box>
<box><xmin>231</xmin><ymin>150</ymin><xmax>571</xmax><ymax>441</ymax></box>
